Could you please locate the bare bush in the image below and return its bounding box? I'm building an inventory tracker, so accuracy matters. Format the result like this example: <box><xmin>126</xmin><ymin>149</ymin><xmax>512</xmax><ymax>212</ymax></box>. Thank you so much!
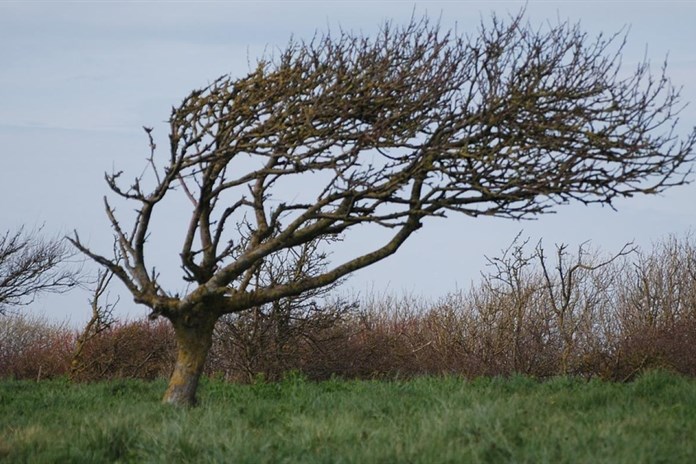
<box><xmin>0</xmin><ymin>313</ymin><xmax>73</xmax><ymax>380</ymax></box>
<box><xmin>206</xmin><ymin>233</ymin><xmax>696</xmax><ymax>382</ymax></box>
<box><xmin>3</xmin><ymin>234</ymin><xmax>696</xmax><ymax>384</ymax></box>
<box><xmin>209</xmin><ymin>296</ymin><xmax>356</xmax><ymax>382</ymax></box>
<box><xmin>71</xmin><ymin>318</ymin><xmax>175</xmax><ymax>382</ymax></box>
<box><xmin>468</xmin><ymin>235</ymin><xmax>552</xmax><ymax>376</ymax></box>
<box><xmin>206</xmin><ymin>235</ymin><xmax>358</xmax><ymax>382</ymax></box>
<box><xmin>612</xmin><ymin>234</ymin><xmax>696</xmax><ymax>379</ymax></box>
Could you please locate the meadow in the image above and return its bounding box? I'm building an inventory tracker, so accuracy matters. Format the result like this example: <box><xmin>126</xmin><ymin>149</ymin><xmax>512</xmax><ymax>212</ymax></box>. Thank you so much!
<box><xmin>2</xmin><ymin>370</ymin><xmax>695</xmax><ymax>463</ymax></box>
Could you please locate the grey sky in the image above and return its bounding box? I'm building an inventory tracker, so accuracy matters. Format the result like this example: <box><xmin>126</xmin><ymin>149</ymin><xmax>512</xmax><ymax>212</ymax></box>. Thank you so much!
<box><xmin>1</xmin><ymin>1</ymin><xmax>694</xmax><ymax>326</ymax></box>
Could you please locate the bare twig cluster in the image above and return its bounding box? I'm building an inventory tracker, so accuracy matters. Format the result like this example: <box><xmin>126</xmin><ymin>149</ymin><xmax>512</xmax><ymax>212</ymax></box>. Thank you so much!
<box><xmin>70</xmin><ymin>270</ymin><xmax>118</xmax><ymax>380</ymax></box>
<box><xmin>0</xmin><ymin>227</ymin><xmax>79</xmax><ymax>315</ymax></box>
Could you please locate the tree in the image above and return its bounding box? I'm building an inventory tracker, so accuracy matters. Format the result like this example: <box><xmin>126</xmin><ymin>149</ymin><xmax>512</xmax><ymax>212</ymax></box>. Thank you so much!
<box><xmin>70</xmin><ymin>12</ymin><xmax>695</xmax><ymax>406</ymax></box>
<box><xmin>70</xmin><ymin>269</ymin><xmax>118</xmax><ymax>380</ymax></box>
<box><xmin>0</xmin><ymin>227</ymin><xmax>78</xmax><ymax>315</ymax></box>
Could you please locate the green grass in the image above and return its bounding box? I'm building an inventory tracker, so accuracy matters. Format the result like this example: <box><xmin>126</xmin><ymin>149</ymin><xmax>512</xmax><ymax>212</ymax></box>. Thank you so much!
<box><xmin>1</xmin><ymin>370</ymin><xmax>695</xmax><ymax>463</ymax></box>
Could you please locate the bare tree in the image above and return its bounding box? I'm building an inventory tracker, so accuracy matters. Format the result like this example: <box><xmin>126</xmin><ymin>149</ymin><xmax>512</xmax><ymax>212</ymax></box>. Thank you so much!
<box><xmin>0</xmin><ymin>227</ymin><xmax>79</xmax><ymax>315</ymax></box>
<box><xmin>70</xmin><ymin>269</ymin><xmax>118</xmax><ymax>380</ymax></box>
<box><xmin>477</xmin><ymin>233</ymin><xmax>541</xmax><ymax>373</ymax></box>
<box><xmin>70</xmin><ymin>13</ymin><xmax>695</xmax><ymax>405</ymax></box>
<box><xmin>536</xmin><ymin>241</ymin><xmax>635</xmax><ymax>374</ymax></box>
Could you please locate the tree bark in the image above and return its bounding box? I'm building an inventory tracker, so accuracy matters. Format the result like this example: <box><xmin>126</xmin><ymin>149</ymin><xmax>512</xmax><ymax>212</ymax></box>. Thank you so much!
<box><xmin>163</xmin><ymin>312</ymin><xmax>217</xmax><ymax>406</ymax></box>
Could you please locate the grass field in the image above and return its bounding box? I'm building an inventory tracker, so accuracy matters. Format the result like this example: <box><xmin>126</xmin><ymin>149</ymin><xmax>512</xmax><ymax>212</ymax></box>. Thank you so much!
<box><xmin>1</xmin><ymin>370</ymin><xmax>695</xmax><ymax>463</ymax></box>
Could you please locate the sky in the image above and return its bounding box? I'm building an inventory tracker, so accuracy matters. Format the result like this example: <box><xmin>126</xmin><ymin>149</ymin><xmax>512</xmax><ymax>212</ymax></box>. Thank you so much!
<box><xmin>1</xmin><ymin>1</ymin><xmax>695</xmax><ymax>326</ymax></box>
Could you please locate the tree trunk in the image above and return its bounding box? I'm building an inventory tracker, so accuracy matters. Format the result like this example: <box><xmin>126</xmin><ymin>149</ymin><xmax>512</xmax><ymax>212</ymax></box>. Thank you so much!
<box><xmin>163</xmin><ymin>313</ymin><xmax>217</xmax><ymax>406</ymax></box>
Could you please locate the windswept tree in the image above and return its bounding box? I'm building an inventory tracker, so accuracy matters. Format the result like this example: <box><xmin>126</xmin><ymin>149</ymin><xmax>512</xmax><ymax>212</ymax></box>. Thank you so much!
<box><xmin>0</xmin><ymin>227</ymin><xmax>79</xmax><ymax>315</ymax></box>
<box><xmin>71</xmin><ymin>12</ymin><xmax>695</xmax><ymax>406</ymax></box>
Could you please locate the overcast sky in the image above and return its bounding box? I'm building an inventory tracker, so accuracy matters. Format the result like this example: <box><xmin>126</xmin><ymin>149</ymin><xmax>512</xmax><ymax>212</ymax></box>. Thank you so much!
<box><xmin>1</xmin><ymin>1</ymin><xmax>694</xmax><ymax>326</ymax></box>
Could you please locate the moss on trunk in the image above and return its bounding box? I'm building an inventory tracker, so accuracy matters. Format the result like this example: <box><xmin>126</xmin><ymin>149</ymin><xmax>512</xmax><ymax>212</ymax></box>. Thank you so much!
<box><xmin>162</xmin><ymin>313</ymin><xmax>217</xmax><ymax>406</ymax></box>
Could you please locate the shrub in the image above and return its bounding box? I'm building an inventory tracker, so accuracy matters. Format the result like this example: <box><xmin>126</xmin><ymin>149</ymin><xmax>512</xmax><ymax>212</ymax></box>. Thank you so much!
<box><xmin>207</xmin><ymin>296</ymin><xmax>357</xmax><ymax>382</ymax></box>
<box><xmin>4</xmin><ymin>233</ymin><xmax>696</xmax><ymax>384</ymax></box>
<box><xmin>0</xmin><ymin>312</ymin><xmax>73</xmax><ymax>380</ymax></box>
<box><xmin>71</xmin><ymin>319</ymin><xmax>175</xmax><ymax>382</ymax></box>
